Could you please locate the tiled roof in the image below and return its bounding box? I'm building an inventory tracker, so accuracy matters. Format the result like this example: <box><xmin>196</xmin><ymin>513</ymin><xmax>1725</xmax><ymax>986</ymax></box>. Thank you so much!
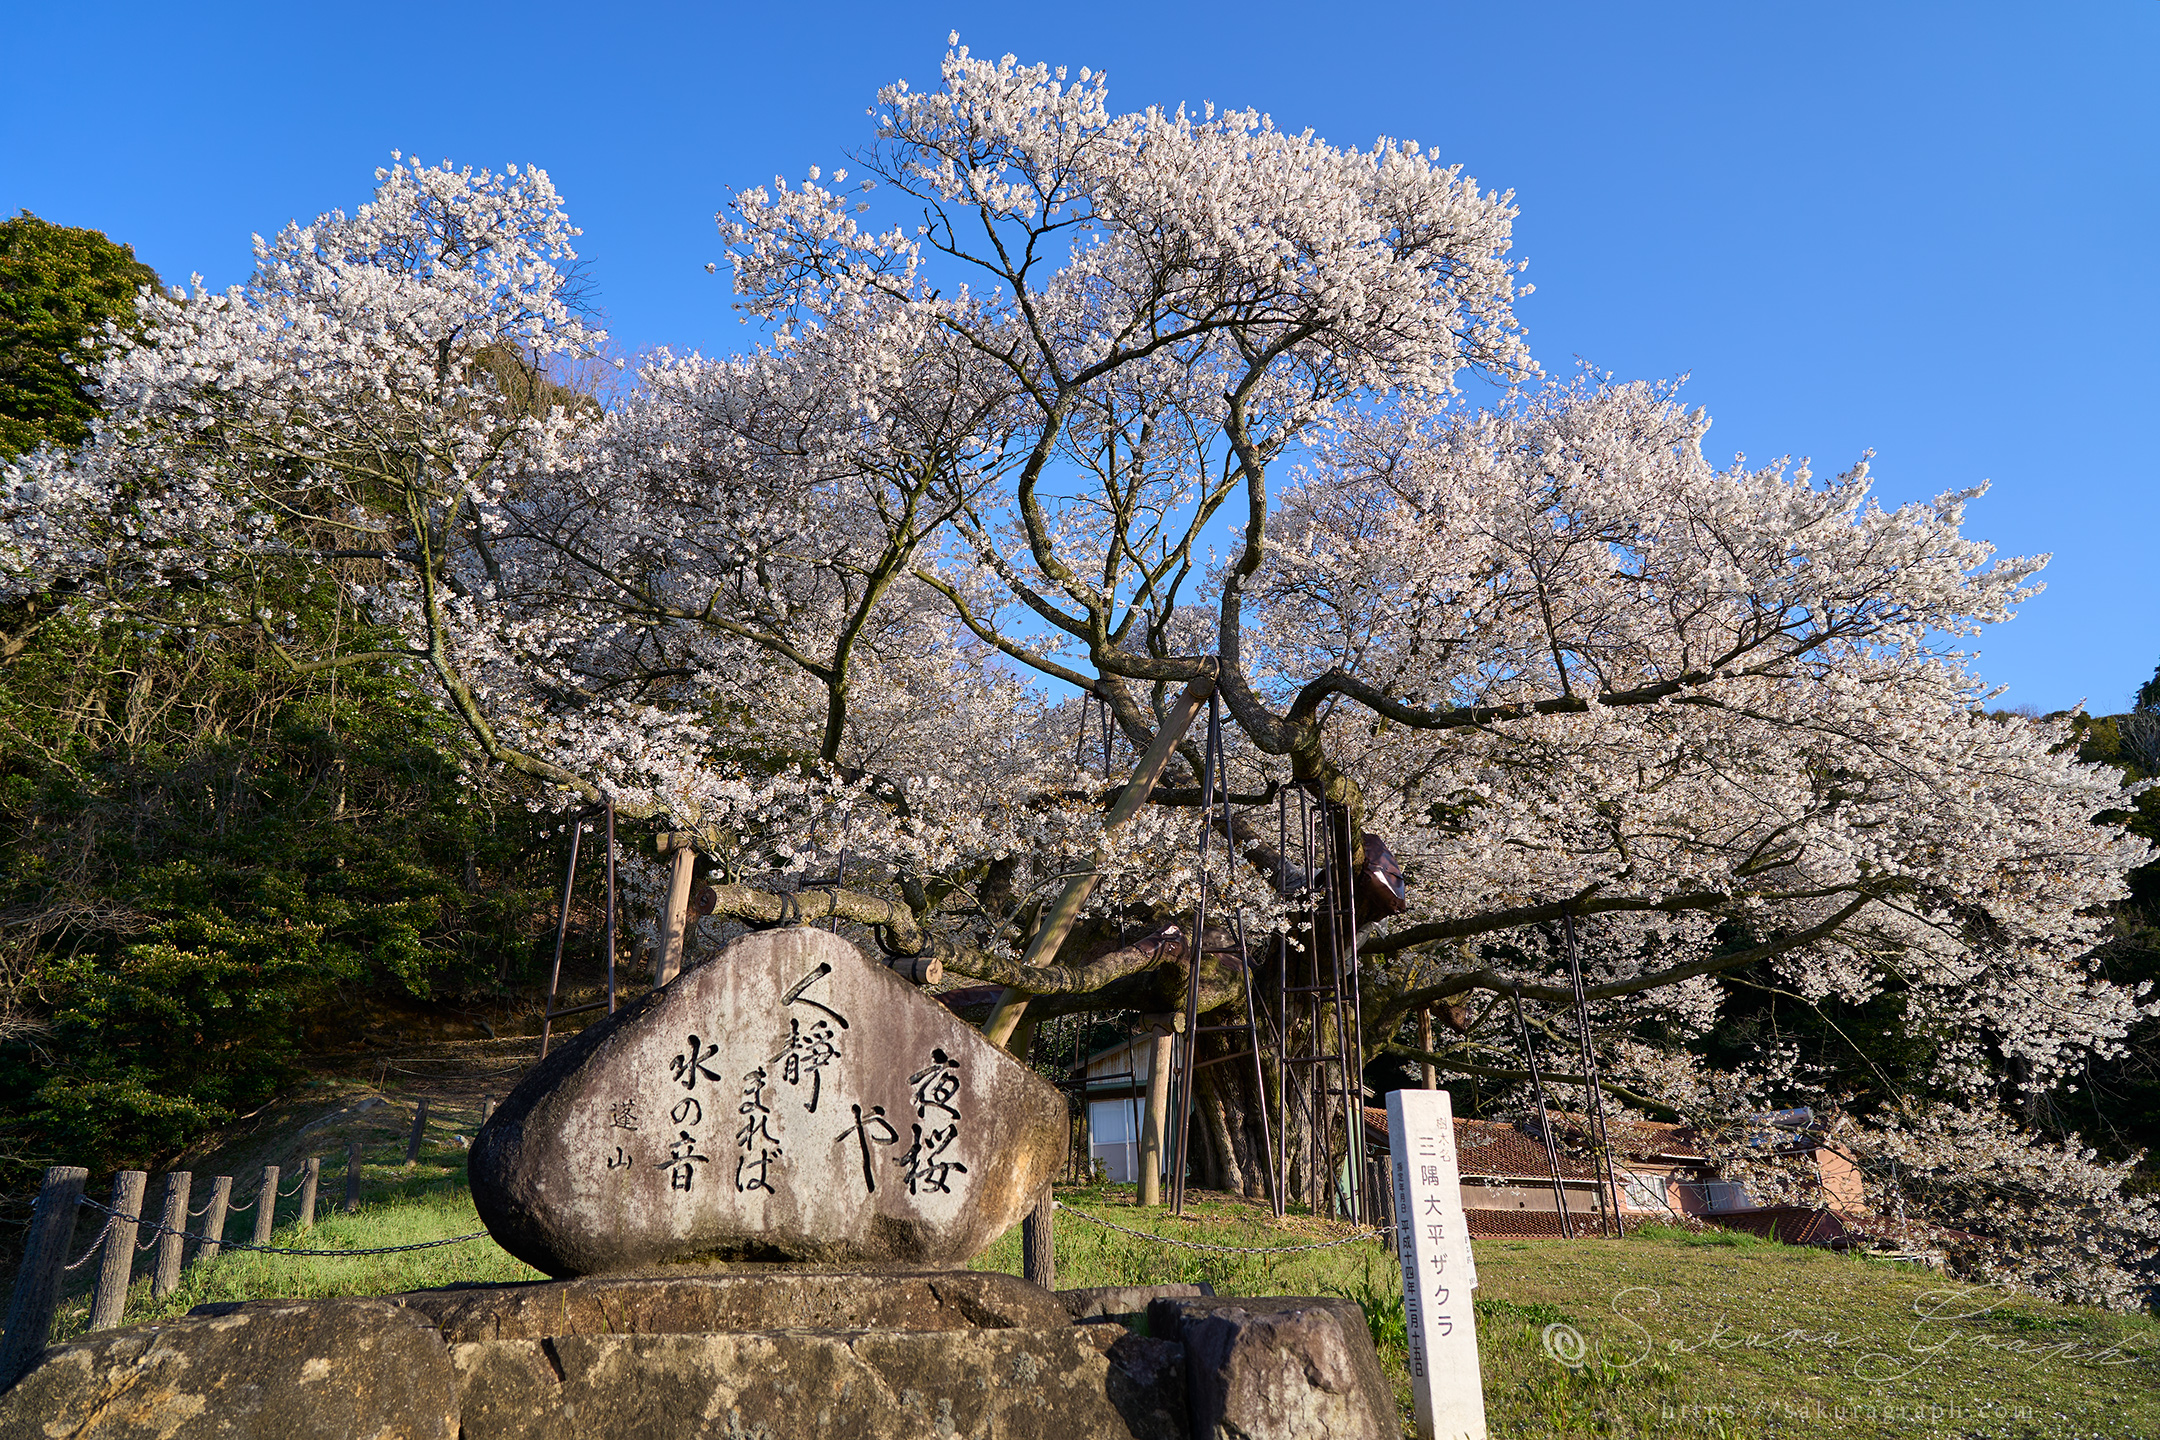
<box><xmin>1703</xmin><ymin>1206</ymin><xmax>1853</xmax><ymax>1247</ymax></box>
<box><xmin>1523</xmin><ymin>1111</ymin><xmax>1709</xmax><ymax>1162</ymax></box>
<box><xmin>1463</xmin><ymin>1208</ymin><xmax>1572</xmax><ymax>1238</ymax></box>
<box><xmin>1362</xmin><ymin>1108</ymin><xmax>1603</xmax><ymax>1181</ymax></box>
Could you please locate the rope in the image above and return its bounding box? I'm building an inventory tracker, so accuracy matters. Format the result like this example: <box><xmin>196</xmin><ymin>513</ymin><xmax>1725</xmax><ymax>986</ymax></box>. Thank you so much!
<box><xmin>75</xmin><ymin>1195</ymin><xmax>490</xmax><ymax>1259</ymax></box>
<box><xmin>61</xmin><ymin>1217</ymin><xmax>112</xmax><ymax>1272</ymax></box>
<box><xmin>1052</xmin><ymin>1202</ymin><xmax>1390</xmax><ymax>1254</ymax></box>
<box><xmin>225</xmin><ymin>1195</ymin><xmax>254</xmax><ymax>1213</ymax></box>
<box><xmin>276</xmin><ymin>1175</ymin><xmax>307</xmax><ymax>1198</ymax></box>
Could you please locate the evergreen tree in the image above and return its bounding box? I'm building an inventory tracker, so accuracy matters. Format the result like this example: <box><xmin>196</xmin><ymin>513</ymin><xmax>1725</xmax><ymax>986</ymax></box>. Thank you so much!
<box><xmin>0</xmin><ymin>212</ymin><xmax>159</xmax><ymax>458</ymax></box>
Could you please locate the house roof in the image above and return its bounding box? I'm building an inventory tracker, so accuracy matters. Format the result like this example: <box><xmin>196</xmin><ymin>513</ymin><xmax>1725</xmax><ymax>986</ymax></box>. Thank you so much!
<box><xmin>1362</xmin><ymin>1107</ymin><xmax>1604</xmax><ymax>1182</ymax></box>
<box><xmin>1523</xmin><ymin>1111</ymin><xmax>1711</xmax><ymax>1163</ymax></box>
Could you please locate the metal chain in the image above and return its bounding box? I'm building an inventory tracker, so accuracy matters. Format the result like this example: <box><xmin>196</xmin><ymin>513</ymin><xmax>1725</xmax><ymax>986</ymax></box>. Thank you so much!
<box><xmin>61</xmin><ymin>1217</ymin><xmax>113</xmax><ymax>1271</ymax></box>
<box><xmin>75</xmin><ymin>1195</ymin><xmax>490</xmax><ymax>1258</ymax></box>
<box><xmin>1053</xmin><ymin>1202</ymin><xmax>1389</xmax><ymax>1254</ymax></box>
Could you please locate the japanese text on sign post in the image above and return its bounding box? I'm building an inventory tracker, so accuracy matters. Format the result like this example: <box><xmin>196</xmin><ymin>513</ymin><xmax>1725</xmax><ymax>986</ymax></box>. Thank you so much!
<box><xmin>1386</xmin><ymin>1087</ymin><xmax>1487</xmax><ymax>1440</ymax></box>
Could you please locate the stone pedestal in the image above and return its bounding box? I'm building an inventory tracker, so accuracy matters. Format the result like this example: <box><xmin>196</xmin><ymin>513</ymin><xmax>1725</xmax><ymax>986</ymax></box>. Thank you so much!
<box><xmin>0</xmin><ymin>1274</ymin><xmax>1402</xmax><ymax>1440</ymax></box>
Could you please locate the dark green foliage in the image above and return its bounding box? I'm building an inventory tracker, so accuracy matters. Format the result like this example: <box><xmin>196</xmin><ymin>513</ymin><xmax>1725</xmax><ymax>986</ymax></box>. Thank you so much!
<box><xmin>0</xmin><ymin>213</ymin><xmax>159</xmax><ymax>459</ymax></box>
<box><xmin>2063</xmin><ymin>708</ymin><xmax>2160</xmax><ymax>1168</ymax></box>
<box><xmin>0</xmin><ymin>596</ymin><xmax>556</xmax><ymax>1185</ymax></box>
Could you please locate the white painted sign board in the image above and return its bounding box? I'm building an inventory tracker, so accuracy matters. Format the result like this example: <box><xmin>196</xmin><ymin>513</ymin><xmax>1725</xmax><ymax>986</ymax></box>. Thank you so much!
<box><xmin>1387</xmin><ymin>1087</ymin><xmax>1487</xmax><ymax>1440</ymax></box>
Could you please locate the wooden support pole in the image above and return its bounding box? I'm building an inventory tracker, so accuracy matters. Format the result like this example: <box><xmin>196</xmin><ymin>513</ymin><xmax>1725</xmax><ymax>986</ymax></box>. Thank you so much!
<box><xmin>654</xmin><ymin>835</ymin><xmax>697</xmax><ymax>988</ymax></box>
<box><xmin>983</xmin><ymin>676</ymin><xmax>1216</xmax><ymax>1052</ymax></box>
<box><xmin>1021</xmin><ymin>1184</ymin><xmax>1055</xmax><ymax>1290</ymax></box>
<box><xmin>193</xmin><ymin>1176</ymin><xmax>232</xmax><ymax>1266</ymax></box>
<box><xmin>150</xmin><ymin>1172</ymin><xmax>191</xmax><ymax>1299</ymax></box>
<box><xmin>1139</xmin><ymin>1026</ymin><xmax>1175</xmax><ymax>1207</ymax></box>
<box><xmin>406</xmin><ymin>1096</ymin><xmax>430</xmax><ymax>1166</ymax></box>
<box><xmin>251</xmin><ymin>1166</ymin><xmax>278</xmax><ymax>1246</ymax></box>
<box><xmin>343</xmin><ymin>1139</ymin><xmax>364</xmax><ymax>1214</ymax></box>
<box><xmin>1418</xmin><ymin>1007</ymin><xmax>1437</xmax><ymax>1089</ymax></box>
<box><xmin>297</xmin><ymin>1158</ymin><xmax>320</xmax><ymax>1233</ymax></box>
<box><xmin>479</xmin><ymin>1095</ymin><xmax>495</xmax><ymax>1127</ymax></box>
<box><xmin>88</xmin><ymin>1170</ymin><xmax>147</xmax><ymax>1332</ymax></box>
<box><xmin>0</xmin><ymin>1165</ymin><xmax>87</xmax><ymax>1388</ymax></box>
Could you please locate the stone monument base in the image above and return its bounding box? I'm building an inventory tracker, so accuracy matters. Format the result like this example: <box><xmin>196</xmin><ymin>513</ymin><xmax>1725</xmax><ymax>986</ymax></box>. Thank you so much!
<box><xmin>0</xmin><ymin>1273</ymin><xmax>1396</xmax><ymax>1439</ymax></box>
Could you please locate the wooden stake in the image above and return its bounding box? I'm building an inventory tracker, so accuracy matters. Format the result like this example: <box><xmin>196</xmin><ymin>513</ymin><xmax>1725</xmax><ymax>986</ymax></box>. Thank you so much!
<box><xmin>1139</xmin><ymin>1026</ymin><xmax>1175</xmax><ymax>1207</ymax></box>
<box><xmin>1021</xmin><ymin>1184</ymin><xmax>1055</xmax><ymax>1290</ymax></box>
<box><xmin>150</xmin><ymin>1171</ymin><xmax>191</xmax><ymax>1299</ymax></box>
<box><xmin>88</xmin><ymin>1170</ymin><xmax>147</xmax><ymax>1331</ymax></box>
<box><xmin>193</xmin><ymin>1176</ymin><xmax>232</xmax><ymax>1266</ymax></box>
<box><xmin>251</xmin><ymin>1166</ymin><xmax>278</xmax><ymax>1246</ymax></box>
<box><xmin>342</xmin><ymin>1139</ymin><xmax>364</xmax><ymax>1213</ymax></box>
<box><xmin>406</xmin><ymin>1096</ymin><xmax>430</xmax><ymax>1165</ymax></box>
<box><xmin>654</xmin><ymin>836</ymin><xmax>697</xmax><ymax>988</ymax></box>
<box><xmin>297</xmin><ymin>1158</ymin><xmax>320</xmax><ymax>1232</ymax></box>
<box><xmin>0</xmin><ymin>1165</ymin><xmax>87</xmax><ymax>1388</ymax></box>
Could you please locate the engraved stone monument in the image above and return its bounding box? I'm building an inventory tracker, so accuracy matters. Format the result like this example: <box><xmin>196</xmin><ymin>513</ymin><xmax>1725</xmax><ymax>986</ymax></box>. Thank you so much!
<box><xmin>1386</xmin><ymin>1086</ymin><xmax>1488</xmax><ymax>1440</ymax></box>
<box><xmin>470</xmin><ymin>927</ymin><xmax>1068</xmax><ymax>1276</ymax></box>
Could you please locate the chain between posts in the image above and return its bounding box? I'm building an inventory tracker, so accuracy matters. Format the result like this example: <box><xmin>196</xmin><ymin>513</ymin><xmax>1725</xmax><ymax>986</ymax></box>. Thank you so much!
<box><xmin>60</xmin><ymin>1218</ymin><xmax>113</xmax><ymax>1271</ymax></box>
<box><xmin>1052</xmin><ymin>1201</ymin><xmax>1390</xmax><ymax>1255</ymax></box>
<box><xmin>74</xmin><ymin>1194</ymin><xmax>489</xmax><ymax>1258</ymax></box>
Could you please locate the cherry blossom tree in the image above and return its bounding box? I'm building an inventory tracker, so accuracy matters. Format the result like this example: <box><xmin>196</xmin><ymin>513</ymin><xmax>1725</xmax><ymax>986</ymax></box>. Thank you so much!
<box><xmin>4</xmin><ymin>41</ymin><xmax>2153</xmax><ymax>1295</ymax></box>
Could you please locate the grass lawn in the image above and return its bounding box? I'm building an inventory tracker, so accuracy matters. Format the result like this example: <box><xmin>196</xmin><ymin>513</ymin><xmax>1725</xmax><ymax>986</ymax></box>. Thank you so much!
<box><xmin>42</xmin><ymin>1158</ymin><xmax>2160</xmax><ymax>1439</ymax></box>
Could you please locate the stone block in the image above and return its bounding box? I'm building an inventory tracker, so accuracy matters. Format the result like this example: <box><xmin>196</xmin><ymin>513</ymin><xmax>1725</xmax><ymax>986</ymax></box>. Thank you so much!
<box><xmin>0</xmin><ymin>1297</ymin><xmax>455</xmax><ymax>1440</ymax></box>
<box><xmin>392</xmin><ymin>1269</ymin><xmax>1071</xmax><ymax>1340</ymax></box>
<box><xmin>1059</xmin><ymin>1282</ymin><xmax>1215</xmax><ymax>1325</ymax></box>
<box><xmin>471</xmin><ymin>927</ymin><xmax>1068</xmax><ymax>1275</ymax></box>
<box><xmin>450</xmin><ymin>1326</ymin><xmax>1185</xmax><ymax>1439</ymax></box>
<box><xmin>1147</xmin><ymin>1294</ymin><xmax>1395</xmax><ymax>1440</ymax></box>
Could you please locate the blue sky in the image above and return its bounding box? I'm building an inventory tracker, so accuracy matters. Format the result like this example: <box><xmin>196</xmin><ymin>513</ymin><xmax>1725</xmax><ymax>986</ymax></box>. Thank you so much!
<box><xmin>6</xmin><ymin>2</ymin><xmax>2154</xmax><ymax>712</ymax></box>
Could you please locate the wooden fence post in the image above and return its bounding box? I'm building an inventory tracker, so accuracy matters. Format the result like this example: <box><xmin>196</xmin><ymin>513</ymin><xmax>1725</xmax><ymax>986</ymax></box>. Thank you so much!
<box><xmin>150</xmin><ymin>1172</ymin><xmax>192</xmax><ymax>1299</ymax></box>
<box><xmin>297</xmin><ymin>1158</ymin><xmax>320</xmax><ymax>1232</ymax></box>
<box><xmin>88</xmin><ymin>1170</ymin><xmax>147</xmax><ymax>1331</ymax></box>
<box><xmin>193</xmin><ymin>1176</ymin><xmax>233</xmax><ymax>1266</ymax></box>
<box><xmin>1022</xmin><ymin>1184</ymin><xmax>1055</xmax><ymax>1290</ymax></box>
<box><xmin>251</xmin><ymin>1166</ymin><xmax>279</xmax><ymax>1245</ymax></box>
<box><xmin>406</xmin><ymin>1097</ymin><xmax>430</xmax><ymax>1166</ymax></box>
<box><xmin>0</xmin><ymin>1165</ymin><xmax>87</xmax><ymax>1388</ymax></box>
<box><xmin>479</xmin><ymin>1096</ymin><xmax>494</xmax><ymax>1127</ymax></box>
<box><xmin>342</xmin><ymin>1139</ymin><xmax>364</xmax><ymax>1213</ymax></box>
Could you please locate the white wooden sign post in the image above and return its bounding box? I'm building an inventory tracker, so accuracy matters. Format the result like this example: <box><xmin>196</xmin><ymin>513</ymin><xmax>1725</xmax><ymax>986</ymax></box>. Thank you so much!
<box><xmin>1387</xmin><ymin>1087</ymin><xmax>1487</xmax><ymax>1440</ymax></box>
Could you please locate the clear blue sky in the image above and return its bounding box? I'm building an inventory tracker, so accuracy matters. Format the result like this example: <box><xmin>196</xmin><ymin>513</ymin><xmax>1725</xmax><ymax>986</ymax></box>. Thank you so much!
<box><xmin>6</xmin><ymin>2</ymin><xmax>2154</xmax><ymax>712</ymax></box>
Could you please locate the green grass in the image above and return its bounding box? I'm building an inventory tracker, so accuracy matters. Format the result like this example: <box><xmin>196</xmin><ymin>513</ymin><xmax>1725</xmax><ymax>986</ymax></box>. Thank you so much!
<box><xmin>46</xmin><ymin>1147</ymin><xmax>543</xmax><ymax>1343</ymax></box>
<box><xmin>49</xmin><ymin>1166</ymin><xmax>2160</xmax><ymax>1439</ymax></box>
<box><xmin>969</xmin><ymin>1189</ymin><xmax>2160</xmax><ymax>1440</ymax></box>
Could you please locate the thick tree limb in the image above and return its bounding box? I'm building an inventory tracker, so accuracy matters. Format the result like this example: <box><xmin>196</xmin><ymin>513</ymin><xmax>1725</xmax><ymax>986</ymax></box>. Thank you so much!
<box><xmin>1380</xmin><ymin>1044</ymin><xmax>1670</xmax><ymax>1113</ymax></box>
